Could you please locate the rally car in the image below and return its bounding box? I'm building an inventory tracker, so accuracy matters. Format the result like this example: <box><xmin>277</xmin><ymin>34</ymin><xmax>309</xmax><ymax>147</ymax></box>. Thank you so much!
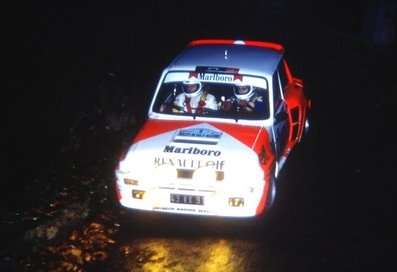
<box><xmin>115</xmin><ymin>39</ymin><xmax>310</xmax><ymax>217</ymax></box>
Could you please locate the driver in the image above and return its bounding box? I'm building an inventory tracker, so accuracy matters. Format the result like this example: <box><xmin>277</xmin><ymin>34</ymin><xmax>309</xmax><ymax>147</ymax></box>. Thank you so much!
<box><xmin>222</xmin><ymin>84</ymin><xmax>265</xmax><ymax>113</ymax></box>
<box><xmin>173</xmin><ymin>80</ymin><xmax>217</xmax><ymax>114</ymax></box>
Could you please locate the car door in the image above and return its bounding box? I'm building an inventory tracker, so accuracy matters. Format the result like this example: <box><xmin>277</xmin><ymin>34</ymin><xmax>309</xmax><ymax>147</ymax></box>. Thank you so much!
<box><xmin>282</xmin><ymin>59</ymin><xmax>308</xmax><ymax>144</ymax></box>
<box><xmin>272</xmin><ymin>66</ymin><xmax>289</xmax><ymax>162</ymax></box>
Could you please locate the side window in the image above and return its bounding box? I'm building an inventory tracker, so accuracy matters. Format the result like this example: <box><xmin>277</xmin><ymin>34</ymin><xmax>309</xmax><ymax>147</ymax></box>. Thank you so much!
<box><xmin>278</xmin><ymin>60</ymin><xmax>288</xmax><ymax>94</ymax></box>
<box><xmin>273</xmin><ymin>71</ymin><xmax>282</xmax><ymax>108</ymax></box>
<box><xmin>153</xmin><ymin>83</ymin><xmax>178</xmax><ymax>113</ymax></box>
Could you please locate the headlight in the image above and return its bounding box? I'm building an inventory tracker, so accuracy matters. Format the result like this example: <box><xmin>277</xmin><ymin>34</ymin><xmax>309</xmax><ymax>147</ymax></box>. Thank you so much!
<box><xmin>193</xmin><ymin>167</ymin><xmax>217</xmax><ymax>183</ymax></box>
<box><xmin>153</xmin><ymin>164</ymin><xmax>177</xmax><ymax>181</ymax></box>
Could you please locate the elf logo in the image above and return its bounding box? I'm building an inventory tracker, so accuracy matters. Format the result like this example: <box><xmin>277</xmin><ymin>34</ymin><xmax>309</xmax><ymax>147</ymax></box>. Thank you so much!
<box><xmin>163</xmin><ymin>145</ymin><xmax>221</xmax><ymax>156</ymax></box>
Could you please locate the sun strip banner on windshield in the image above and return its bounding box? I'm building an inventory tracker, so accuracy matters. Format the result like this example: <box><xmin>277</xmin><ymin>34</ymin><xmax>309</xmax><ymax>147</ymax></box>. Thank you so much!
<box><xmin>188</xmin><ymin>71</ymin><xmax>243</xmax><ymax>82</ymax></box>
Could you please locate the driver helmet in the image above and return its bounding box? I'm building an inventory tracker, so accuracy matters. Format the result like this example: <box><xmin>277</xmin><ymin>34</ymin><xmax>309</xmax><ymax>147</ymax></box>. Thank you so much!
<box><xmin>233</xmin><ymin>84</ymin><xmax>254</xmax><ymax>100</ymax></box>
<box><xmin>182</xmin><ymin>80</ymin><xmax>203</xmax><ymax>98</ymax></box>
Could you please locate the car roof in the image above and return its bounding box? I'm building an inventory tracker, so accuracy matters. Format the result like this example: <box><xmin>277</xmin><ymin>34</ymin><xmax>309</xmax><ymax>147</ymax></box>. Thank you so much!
<box><xmin>167</xmin><ymin>39</ymin><xmax>285</xmax><ymax>78</ymax></box>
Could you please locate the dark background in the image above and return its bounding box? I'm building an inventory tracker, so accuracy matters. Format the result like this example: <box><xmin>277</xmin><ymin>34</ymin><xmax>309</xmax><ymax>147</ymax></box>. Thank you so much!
<box><xmin>3</xmin><ymin>0</ymin><xmax>396</xmax><ymax>271</ymax></box>
<box><xmin>6</xmin><ymin>0</ymin><xmax>395</xmax><ymax>177</ymax></box>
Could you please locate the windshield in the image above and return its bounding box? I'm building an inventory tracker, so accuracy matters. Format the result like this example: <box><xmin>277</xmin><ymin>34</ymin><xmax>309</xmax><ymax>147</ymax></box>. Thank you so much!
<box><xmin>151</xmin><ymin>72</ymin><xmax>270</xmax><ymax>120</ymax></box>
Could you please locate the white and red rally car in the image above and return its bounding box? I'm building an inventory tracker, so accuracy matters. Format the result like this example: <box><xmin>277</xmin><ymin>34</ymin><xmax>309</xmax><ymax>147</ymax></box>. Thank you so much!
<box><xmin>115</xmin><ymin>39</ymin><xmax>310</xmax><ymax>217</ymax></box>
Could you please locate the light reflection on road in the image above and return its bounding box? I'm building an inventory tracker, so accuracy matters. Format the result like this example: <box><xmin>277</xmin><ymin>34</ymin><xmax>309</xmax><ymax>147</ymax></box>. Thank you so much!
<box><xmin>119</xmin><ymin>237</ymin><xmax>271</xmax><ymax>272</ymax></box>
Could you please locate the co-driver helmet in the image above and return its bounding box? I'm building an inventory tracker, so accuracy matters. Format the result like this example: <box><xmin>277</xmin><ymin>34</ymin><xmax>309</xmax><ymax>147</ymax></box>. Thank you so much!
<box><xmin>233</xmin><ymin>84</ymin><xmax>254</xmax><ymax>100</ymax></box>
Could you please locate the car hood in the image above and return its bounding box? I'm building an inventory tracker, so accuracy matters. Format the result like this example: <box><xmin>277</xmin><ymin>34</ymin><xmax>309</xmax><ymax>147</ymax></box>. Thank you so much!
<box><xmin>119</xmin><ymin>119</ymin><xmax>270</xmax><ymax>178</ymax></box>
<box><xmin>132</xmin><ymin>119</ymin><xmax>266</xmax><ymax>148</ymax></box>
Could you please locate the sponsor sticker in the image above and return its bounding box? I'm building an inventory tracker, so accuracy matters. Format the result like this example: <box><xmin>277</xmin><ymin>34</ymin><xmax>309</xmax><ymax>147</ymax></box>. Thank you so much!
<box><xmin>154</xmin><ymin>157</ymin><xmax>225</xmax><ymax>170</ymax></box>
<box><xmin>258</xmin><ymin>145</ymin><xmax>270</xmax><ymax>165</ymax></box>
<box><xmin>173</xmin><ymin>128</ymin><xmax>222</xmax><ymax>145</ymax></box>
<box><xmin>189</xmin><ymin>71</ymin><xmax>243</xmax><ymax>82</ymax></box>
<box><xmin>164</xmin><ymin>146</ymin><xmax>221</xmax><ymax>156</ymax></box>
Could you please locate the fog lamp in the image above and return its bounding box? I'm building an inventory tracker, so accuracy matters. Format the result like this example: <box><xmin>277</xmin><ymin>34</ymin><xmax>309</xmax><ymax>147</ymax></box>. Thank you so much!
<box><xmin>229</xmin><ymin>197</ymin><xmax>244</xmax><ymax>207</ymax></box>
<box><xmin>132</xmin><ymin>190</ymin><xmax>145</xmax><ymax>199</ymax></box>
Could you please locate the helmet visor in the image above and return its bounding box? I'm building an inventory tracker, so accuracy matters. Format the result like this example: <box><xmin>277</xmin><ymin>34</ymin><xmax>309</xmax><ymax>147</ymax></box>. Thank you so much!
<box><xmin>183</xmin><ymin>83</ymin><xmax>200</xmax><ymax>93</ymax></box>
<box><xmin>235</xmin><ymin>85</ymin><xmax>250</xmax><ymax>94</ymax></box>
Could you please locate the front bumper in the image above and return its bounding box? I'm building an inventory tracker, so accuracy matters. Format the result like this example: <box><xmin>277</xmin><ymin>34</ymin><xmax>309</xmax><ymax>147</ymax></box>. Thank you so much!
<box><xmin>115</xmin><ymin>173</ymin><xmax>266</xmax><ymax>217</ymax></box>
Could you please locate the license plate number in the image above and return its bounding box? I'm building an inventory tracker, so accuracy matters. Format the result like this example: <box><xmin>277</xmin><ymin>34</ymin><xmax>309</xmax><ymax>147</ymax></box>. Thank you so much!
<box><xmin>170</xmin><ymin>194</ymin><xmax>204</xmax><ymax>205</ymax></box>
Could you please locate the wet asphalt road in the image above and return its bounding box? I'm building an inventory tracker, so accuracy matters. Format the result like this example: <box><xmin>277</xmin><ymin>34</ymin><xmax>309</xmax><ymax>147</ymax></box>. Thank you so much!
<box><xmin>4</xmin><ymin>1</ymin><xmax>396</xmax><ymax>271</ymax></box>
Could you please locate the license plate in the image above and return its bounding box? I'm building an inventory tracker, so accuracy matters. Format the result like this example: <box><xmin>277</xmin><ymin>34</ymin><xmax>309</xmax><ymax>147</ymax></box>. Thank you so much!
<box><xmin>170</xmin><ymin>194</ymin><xmax>204</xmax><ymax>205</ymax></box>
